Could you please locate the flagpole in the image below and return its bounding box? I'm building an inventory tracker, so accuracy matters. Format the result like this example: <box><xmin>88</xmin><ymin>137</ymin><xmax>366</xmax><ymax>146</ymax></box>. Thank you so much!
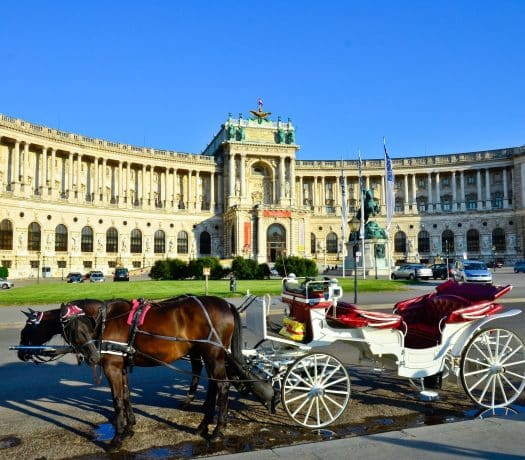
<box><xmin>340</xmin><ymin>155</ymin><xmax>347</xmax><ymax>279</ymax></box>
<box><xmin>358</xmin><ymin>150</ymin><xmax>366</xmax><ymax>280</ymax></box>
<box><xmin>384</xmin><ymin>137</ymin><xmax>395</xmax><ymax>280</ymax></box>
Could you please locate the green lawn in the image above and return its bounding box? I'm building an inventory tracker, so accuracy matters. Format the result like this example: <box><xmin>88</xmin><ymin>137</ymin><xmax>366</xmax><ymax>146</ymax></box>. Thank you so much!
<box><xmin>0</xmin><ymin>278</ymin><xmax>410</xmax><ymax>306</ymax></box>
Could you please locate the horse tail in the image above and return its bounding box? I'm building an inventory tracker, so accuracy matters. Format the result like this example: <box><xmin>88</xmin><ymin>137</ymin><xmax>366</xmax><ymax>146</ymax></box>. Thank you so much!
<box><xmin>228</xmin><ymin>302</ymin><xmax>245</xmax><ymax>365</ymax></box>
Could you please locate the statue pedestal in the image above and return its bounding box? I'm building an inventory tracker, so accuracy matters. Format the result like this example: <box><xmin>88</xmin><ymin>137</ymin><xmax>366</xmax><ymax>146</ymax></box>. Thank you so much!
<box><xmin>344</xmin><ymin>238</ymin><xmax>388</xmax><ymax>277</ymax></box>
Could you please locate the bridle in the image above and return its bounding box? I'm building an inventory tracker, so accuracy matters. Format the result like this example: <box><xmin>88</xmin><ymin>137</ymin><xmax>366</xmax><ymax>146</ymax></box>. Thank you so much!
<box><xmin>60</xmin><ymin>303</ymin><xmax>102</xmax><ymax>362</ymax></box>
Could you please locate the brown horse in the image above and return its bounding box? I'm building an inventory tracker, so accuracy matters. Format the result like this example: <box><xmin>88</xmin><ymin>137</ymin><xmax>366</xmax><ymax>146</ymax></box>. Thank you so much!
<box><xmin>60</xmin><ymin>295</ymin><xmax>243</xmax><ymax>450</ymax></box>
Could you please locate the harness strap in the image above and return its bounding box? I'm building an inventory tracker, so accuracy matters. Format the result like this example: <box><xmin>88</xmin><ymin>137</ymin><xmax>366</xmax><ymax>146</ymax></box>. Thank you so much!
<box><xmin>191</xmin><ymin>296</ymin><xmax>226</xmax><ymax>350</ymax></box>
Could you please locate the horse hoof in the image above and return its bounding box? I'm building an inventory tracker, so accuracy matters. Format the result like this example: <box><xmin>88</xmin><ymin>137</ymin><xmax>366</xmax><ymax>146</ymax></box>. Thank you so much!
<box><xmin>107</xmin><ymin>437</ymin><xmax>123</xmax><ymax>452</ymax></box>
<box><xmin>196</xmin><ymin>424</ymin><xmax>208</xmax><ymax>438</ymax></box>
<box><xmin>209</xmin><ymin>430</ymin><xmax>223</xmax><ymax>442</ymax></box>
<box><xmin>124</xmin><ymin>428</ymin><xmax>135</xmax><ymax>439</ymax></box>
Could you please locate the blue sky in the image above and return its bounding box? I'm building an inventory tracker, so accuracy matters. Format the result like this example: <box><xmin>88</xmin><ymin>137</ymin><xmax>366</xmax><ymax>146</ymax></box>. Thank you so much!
<box><xmin>2</xmin><ymin>1</ymin><xmax>524</xmax><ymax>160</ymax></box>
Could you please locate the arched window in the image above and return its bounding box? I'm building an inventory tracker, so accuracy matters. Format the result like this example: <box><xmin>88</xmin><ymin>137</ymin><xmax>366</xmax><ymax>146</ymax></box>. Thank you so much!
<box><xmin>55</xmin><ymin>224</ymin><xmax>68</xmax><ymax>252</ymax></box>
<box><xmin>0</xmin><ymin>219</ymin><xmax>13</xmax><ymax>250</ymax></box>
<box><xmin>177</xmin><ymin>231</ymin><xmax>188</xmax><ymax>254</ymax></box>
<box><xmin>492</xmin><ymin>228</ymin><xmax>506</xmax><ymax>252</ymax></box>
<box><xmin>394</xmin><ymin>231</ymin><xmax>406</xmax><ymax>253</ymax></box>
<box><xmin>417</xmin><ymin>230</ymin><xmax>430</xmax><ymax>253</ymax></box>
<box><xmin>466</xmin><ymin>229</ymin><xmax>479</xmax><ymax>252</ymax></box>
<box><xmin>130</xmin><ymin>229</ymin><xmax>142</xmax><ymax>253</ymax></box>
<box><xmin>442</xmin><ymin>230</ymin><xmax>454</xmax><ymax>254</ymax></box>
<box><xmin>106</xmin><ymin>227</ymin><xmax>118</xmax><ymax>253</ymax></box>
<box><xmin>154</xmin><ymin>230</ymin><xmax>166</xmax><ymax>254</ymax></box>
<box><xmin>326</xmin><ymin>232</ymin><xmax>338</xmax><ymax>254</ymax></box>
<box><xmin>310</xmin><ymin>233</ymin><xmax>316</xmax><ymax>255</ymax></box>
<box><xmin>81</xmin><ymin>226</ymin><xmax>93</xmax><ymax>252</ymax></box>
<box><xmin>199</xmin><ymin>231</ymin><xmax>211</xmax><ymax>255</ymax></box>
<box><xmin>28</xmin><ymin>222</ymin><xmax>41</xmax><ymax>251</ymax></box>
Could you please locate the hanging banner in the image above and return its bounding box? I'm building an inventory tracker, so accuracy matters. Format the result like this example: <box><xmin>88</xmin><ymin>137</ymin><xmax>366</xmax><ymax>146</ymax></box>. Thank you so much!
<box><xmin>263</xmin><ymin>210</ymin><xmax>291</xmax><ymax>218</ymax></box>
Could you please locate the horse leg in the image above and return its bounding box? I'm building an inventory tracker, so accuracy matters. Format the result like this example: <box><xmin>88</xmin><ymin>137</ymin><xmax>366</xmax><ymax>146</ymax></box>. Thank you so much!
<box><xmin>196</xmin><ymin>378</ymin><xmax>217</xmax><ymax>437</ymax></box>
<box><xmin>197</xmin><ymin>352</ymin><xmax>230</xmax><ymax>441</ymax></box>
<box><xmin>104</xmin><ymin>362</ymin><xmax>128</xmax><ymax>451</ymax></box>
<box><xmin>209</xmin><ymin>358</ymin><xmax>230</xmax><ymax>441</ymax></box>
<box><xmin>179</xmin><ymin>352</ymin><xmax>203</xmax><ymax>409</ymax></box>
<box><xmin>122</xmin><ymin>367</ymin><xmax>136</xmax><ymax>436</ymax></box>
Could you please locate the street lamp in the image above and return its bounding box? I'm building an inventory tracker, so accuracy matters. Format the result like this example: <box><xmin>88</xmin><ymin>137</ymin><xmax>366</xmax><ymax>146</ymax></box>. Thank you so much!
<box><xmin>349</xmin><ymin>216</ymin><xmax>360</xmax><ymax>304</ymax></box>
<box><xmin>492</xmin><ymin>245</ymin><xmax>497</xmax><ymax>272</ymax></box>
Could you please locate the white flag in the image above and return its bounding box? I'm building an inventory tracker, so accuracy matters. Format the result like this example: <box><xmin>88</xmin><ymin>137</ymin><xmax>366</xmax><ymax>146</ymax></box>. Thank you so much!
<box><xmin>384</xmin><ymin>139</ymin><xmax>395</xmax><ymax>233</ymax></box>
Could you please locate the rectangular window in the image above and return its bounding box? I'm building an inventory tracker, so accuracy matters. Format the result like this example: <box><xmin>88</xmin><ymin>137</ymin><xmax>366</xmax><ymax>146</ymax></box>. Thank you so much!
<box><xmin>442</xmin><ymin>177</ymin><xmax>450</xmax><ymax>186</ymax></box>
<box><xmin>467</xmin><ymin>175</ymin><xmax>476</xmax><ymax>185</ymax></box>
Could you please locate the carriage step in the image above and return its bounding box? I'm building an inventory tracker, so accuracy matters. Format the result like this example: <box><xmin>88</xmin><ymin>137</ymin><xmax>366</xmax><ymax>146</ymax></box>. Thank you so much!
<box><xmin>419</xmin><ymin>390</ymin><xmax>439</xmax><ymax>402</ymax></box>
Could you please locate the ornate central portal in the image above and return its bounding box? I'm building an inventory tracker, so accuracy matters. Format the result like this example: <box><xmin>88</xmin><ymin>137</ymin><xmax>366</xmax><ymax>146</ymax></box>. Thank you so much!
<box><xmin>267</xmin><ymin>223</ymin><xmax>286</xmax><ymax>262</ymax></box>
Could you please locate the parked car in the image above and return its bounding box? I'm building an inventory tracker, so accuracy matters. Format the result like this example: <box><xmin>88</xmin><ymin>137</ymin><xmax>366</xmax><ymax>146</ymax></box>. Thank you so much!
<box><xmin>391</xmin><ymin>263</ymin><xmax>433</xmax><ymax>280</ymax></box>
<box><xmin>89</xmin><ymin>271</ymin><xmax>105</xmax><ymax>282</ymax></box>
<box><xmin>487</xmin><ymin>260</ymin><xmax>504</xmax><ymax>268</ymax></box>
<box><xmin>113</xmin><ymin>267</ymin><xmax>129</xmax><ymax>282</ymax></box>
<box><xmin>430</xmin><ymin>263</ymin><xmax>457</xmax><ymax>280</ymax></box>
<box><xmin>66</xmin><ymin>272</ymin><xmax>83</xmax><ymax>283</ymax></box>
<box><xmin>456</xmin><ymin>260</ymin><xmax>492</xmax><ymax>283</ymax></box>
<box><xmin>0</xmin><ymin>278</ymin><xmax>13</xmax><ymax>289</ymax></box>
<box><xmin>514</xmin><ymin>260</ymin><xmax>525</xmax><ymax>273</ymax></box>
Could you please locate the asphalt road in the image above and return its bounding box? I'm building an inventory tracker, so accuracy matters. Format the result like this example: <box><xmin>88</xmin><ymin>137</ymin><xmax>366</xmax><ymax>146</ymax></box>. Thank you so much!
<box><xmin>0</xmin><ymin>270</ymin><xmax>524</xmax><ymax>459</ymax></box>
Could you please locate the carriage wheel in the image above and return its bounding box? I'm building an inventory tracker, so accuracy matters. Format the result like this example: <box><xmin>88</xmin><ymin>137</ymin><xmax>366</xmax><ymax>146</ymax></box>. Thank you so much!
<box><xmin>281</xmin><ymin>352</ymin><xmax>350</xmax><ymax>428</ymax></box>
<box><xmin>460</xmin><ymin>328</ymin><xmax>525</xmax><ymax>409</ymax></box>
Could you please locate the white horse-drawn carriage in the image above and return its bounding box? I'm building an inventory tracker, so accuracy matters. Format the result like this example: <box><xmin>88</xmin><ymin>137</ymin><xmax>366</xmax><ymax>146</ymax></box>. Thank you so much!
<box><xmin>240</xmin><ymin>277</ymin><xmax>525</xmax><ymax>429</ymax></box>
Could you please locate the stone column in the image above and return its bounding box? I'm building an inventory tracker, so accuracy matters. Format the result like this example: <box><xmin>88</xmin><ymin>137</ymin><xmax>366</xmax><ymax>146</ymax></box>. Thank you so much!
<box><xmin>452</xmin><ymin>171</ymin><xmax>457</xmax><ymax>211</ymax></box>
<box><xmin>186</xmin><ymin>171</ymin><xmax>191</xmax><ymax>210</ymax></box>
<box><xmin>217</xmin><ymin>173</ymin><xmax>223</xmax><ymax>212</ymax></box>
<box><xmin>101</xmin><ymin>158</ymin><xmax>107</xmax><ymax>203</ymax></box>
<box><xmin>118</xmin><ymin>161</ymin><xmax>123</xmax><ymax>206</ymax></box>
<box><xmin>68</xmin><ymin>152</ymin><xmax>74</xmax><ymax>200</ymax></box>
<box><xmin>299</xmin><ymin>176</ymin><xmax>304</xmax><ymax>207</ymax></box>
<box><xmin>485</xmin><ymin>169</ymin><xmax>492</xmax><ymax>210</ymax></box>
<box><xmin>50</xmin><ymin>148</ymin><xmax>56</xmax><ymax>199</ymax></box>
<box><xmin>196</xmin><ymin>171</ymin><xmax>201</xmax><ymax>211</ymax></box>
<box><xmin>427</xmin><ymin>173</ymin><xmax>433</xmax><ymax>212</ymax></box>
<box><xmin>76</xmin><ymin>153</ymin><xmax>83</xmax><ymax>201</ymax></box>
<box><xmin>503</xmin><ymin>167</ymin><xmax>509</xmax><ymax>208</ymax></box>
<box><xmin>210</xmin><ymin>172</ymin><xmax>215</xmax><ymax>212</ymax></box>
<box><xmin>240</xmin><ymin>154</ymin><xmax>246</xmax><ymax>198</ymax></box>
<box><xmin>228</xmin><ymin>153</ymin><xmax>235</xmax><ymax>197</ymax></box>
<box><xmin>460</xmin><ymin>171</ymin><xmax>466</xmax><ymax>211</ymax></box>
<box><xmin>435</xmin><ymin>172</ymin><xmax>441</xmax><ymax>212</ymax></box>
<box><xmin>12</xmin><ymin>141</ymin><xmax>20</xmax><ymax>193</ymax></box>
<box><xmin>127</xmin><ymin>162</ymin><xmax>132</xmax><ymax>207</ymax></box>
<box><xmin>172</xmin><ymin>169</ymin><xmax>178</xmax><ymax>209</ymax></box>
<box><xmin>93</xmin><ymin>158</ymin><xmax>99</xmax><ymax>203</ymax></box>
<box><xmin>290</xmin><ymin>158</ymin><xmax>296</xmax><ymax>201</ymax></box>
<box><xmin>23</xmin><ymin>142</ymin><xmax>30</xmax><ymax>196</ymax></box>
<box><xmin>149</xmin><ymin>166</ymin><xmax>154</xmax><ymax>209</ymax></box>
<box><xmin>141</xmin><ymin>165</ymin><xmax>146</xmax><ymax>207</ymax></box>
<box><xmin>279</xmin><ymin>156</ymin><xmax>285</xmax><ymax>201</ymax></box>
<box><xmin>412</xmin><ymin>174</ymin><xmax>418</xmax><ymax>213</ymax></box>
<box><xmin>321</xmin><ymin>176</ymin><xmax>325</xmax><ymax>214</ymax></box>
<box><xmin>40</xmin><ymin>147</ymin><xmax>47</xmax><ymax>196</ymax></box>
<box><xmin>404</xmin><ymin>174</ymin><xmax>409</xmax><ymax>213</ymax></box>
<box><xmin>477</xmin><ymin>170</ymin><xmax>483</xmax><ymax>209</ymax></box>
<box><xmin>312</xmin><ymin>177</ymin><xmax>317</xmax><ymax>212</ymax></box>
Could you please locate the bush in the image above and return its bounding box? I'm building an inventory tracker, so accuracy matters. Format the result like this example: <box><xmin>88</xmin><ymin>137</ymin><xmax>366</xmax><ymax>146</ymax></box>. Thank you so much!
<box><xmin>231</xmin><ymin>257</ymin><xmax>259</xmax><ymax>280</ymax></box>
<box><xmin>257</xmin><ymin>263</ymin><xmax>271</xmax><ymax>279</ymax></box>
<box><xmin>0</xmin><ymin>266</ymin><xmax>8</xmax><ymax>278</ymax></box>
<box><xmin>149</xmin><ymin>260</ymin><xmax>171</xmax><ymax>280</ymax></box>
<box><xmin>168</xmin><ymin>258</ymin><xmax>190</xmax><ymax>280</ymax></box>
<box><xmin>188</xmin><ymin>257</ymin><xmax>225</xmax><ymax>280</ymax></box>
<box><xmin>274</xmin><ymin>256</ymin><xmax>318</xmax><ymax>277</ymax></box>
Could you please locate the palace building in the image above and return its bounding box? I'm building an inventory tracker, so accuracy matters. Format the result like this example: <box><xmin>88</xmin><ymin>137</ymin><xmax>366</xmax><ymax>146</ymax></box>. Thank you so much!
<box><xmin>0</xmin><ymin>106</ymin><xmax>524</xmax><ymax>279</ymax></box>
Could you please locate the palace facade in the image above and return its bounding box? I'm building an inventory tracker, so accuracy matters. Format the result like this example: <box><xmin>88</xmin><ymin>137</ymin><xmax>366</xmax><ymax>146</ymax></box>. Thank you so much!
<box><xmin>0</xmin><ymin>109</ymin><xmax>524</xmax><ymax>279</ymax></box>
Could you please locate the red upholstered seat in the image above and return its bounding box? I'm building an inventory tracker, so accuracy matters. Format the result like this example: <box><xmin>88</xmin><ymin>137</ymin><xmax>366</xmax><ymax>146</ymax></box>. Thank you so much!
<box><xmin>327</xmin><ymin>302</ymin><xmax>403</xmax><ymax>330</ymax></box>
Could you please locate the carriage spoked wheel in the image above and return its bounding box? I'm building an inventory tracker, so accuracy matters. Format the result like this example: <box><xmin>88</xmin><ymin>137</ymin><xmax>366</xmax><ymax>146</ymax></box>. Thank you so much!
<box><xmin>281</xmin><ymin>352</ymin><xmax>350</xmax><ymax>428</ymax></box>
<box><xmin>460</xmin><ymin>328</ymin><xmax>525</xmax><ymax>409</ymax></box>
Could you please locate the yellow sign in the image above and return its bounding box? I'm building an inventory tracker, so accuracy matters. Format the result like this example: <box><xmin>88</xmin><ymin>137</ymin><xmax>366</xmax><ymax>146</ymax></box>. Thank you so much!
<box><xmin>203</xmin><ymin>267</ymin><xmax>211</xmax><ymax>276</ymax></box>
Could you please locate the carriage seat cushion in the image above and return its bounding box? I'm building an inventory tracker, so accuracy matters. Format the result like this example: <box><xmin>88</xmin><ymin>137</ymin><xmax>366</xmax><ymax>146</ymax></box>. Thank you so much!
<box><xmin>446</xmin><ymin>301</ymin><xmax>503</xmax><ymax>323</ymax></box>
<box><xmin>328</xmin><ymin>303</ymin><xmax>402</xmax><ymax>329</ymax></box>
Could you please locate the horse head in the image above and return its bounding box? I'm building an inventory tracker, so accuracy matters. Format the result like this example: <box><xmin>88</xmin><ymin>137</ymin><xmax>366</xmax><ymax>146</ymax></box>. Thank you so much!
<box><xmin>60</xmin><ymin>301</ymin><xmax>101</xmax><ymax>366</ymax></box>
<box><xmin>18</xmin><ymin>308</ymin><xmax>62</xmax><ymax>361</ymax></box>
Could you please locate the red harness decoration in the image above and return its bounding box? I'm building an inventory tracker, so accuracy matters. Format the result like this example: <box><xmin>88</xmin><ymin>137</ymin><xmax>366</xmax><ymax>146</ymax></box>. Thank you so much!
<box><xmin>61</xmin><ymin>304</ymin><xmax>85</xmax><ymax>321</ymax></box>
<box><xmin>127</xmin><ymin>299</ymin><xmax>151</xmax><ymax>327</ymax></box>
